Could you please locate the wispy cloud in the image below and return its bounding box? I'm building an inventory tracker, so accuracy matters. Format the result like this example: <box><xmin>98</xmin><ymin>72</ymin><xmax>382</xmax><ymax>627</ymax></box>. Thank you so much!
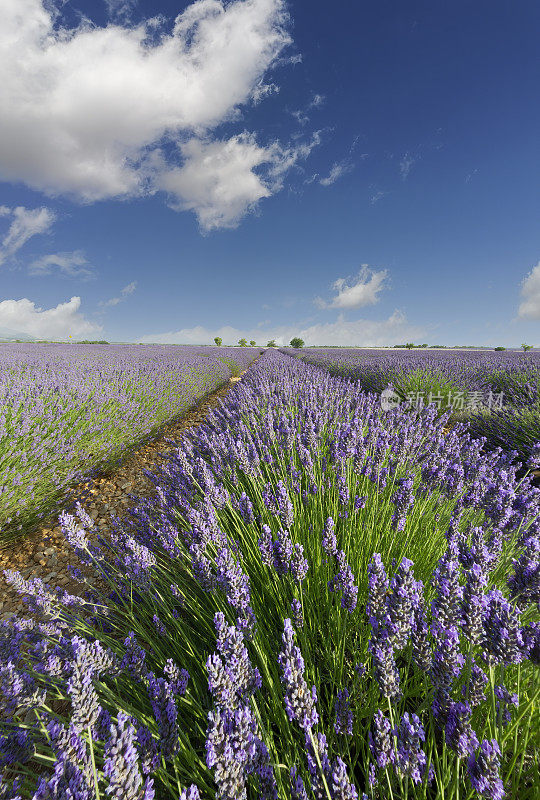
<box><xmin>399</xmin><ymin>152</ymin><xmax>416</xmax><ymax>180</ymax></box>
<box><xmin>28</xmin><ymin>250</ymin><xmax>95</xmax><ymax>279</ymax></box>
<box><xmin>370</xmin><ymin>190</ymin><xmax>388</xmax><ymax>205</ymax></box>
<box><xmin>0</xmin><ymin>206</ymin><xmax>56</xmax><ymax>266</ymax></box>
<box><xmin>100</xmin><ymin>281</ymin><xmax>137</xmax><ymax>308</ymax></box>
<box><xmin>465</xmin><ymin>168</ymin><xmax>479</xmax><ymax>183</ymax></box>
<box><xmin>518</xmin><ymin>261</ymin><xmax>540</xmax><ymax>319</ymax></box>
<box><xmin>315</xmin><ymin>265</ymin><xmax>388</xmax><ymax>310</ymax></box>
<box><xmin>319</xmin><ymin>160</ymin><xmax>353</xmax><ymax>187</ymax></box>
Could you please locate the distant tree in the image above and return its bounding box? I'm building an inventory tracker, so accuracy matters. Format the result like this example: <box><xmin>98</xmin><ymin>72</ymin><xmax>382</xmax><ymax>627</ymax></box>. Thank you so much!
<box><xmin>494</xmin><ymin>346</ymin><xmax>506</xmax><ymax>351</ymax></box>
<box><xmin>250</xmin><ymin>340</ymin><xmax>256</xmax><ymax>347</ymax></box>
<box><xmin>420</xmin><ymin>343</ymin><xmax>428</xmax><ymax>348</ymax></box>
<box><xmin>521</xmin><ymin>343</ymin><xmax>532</xmax><ymax>352</ymax></box>
<box><xmin>238</xmin><ymin>338</ymin><xmax>248</xmax><ymax>347</ymax></box>
<box><xmin>267</xmin><ymin>340</ymin><xmax>277</xmax><ymax>347</ymax></box>
<box><xmin>405</xmin><ymin>342</ymin><xmax>415</xmax><ymax>350</ymax></box>
<box><xmin>290</xmin><ymin>337</ymin><xmax>305</xmax><ymax>348</ymax></box>
<box><xmin>214</xmin><ymin>337</ymin><xmax>222</xmax><ymax>346</ymax></box>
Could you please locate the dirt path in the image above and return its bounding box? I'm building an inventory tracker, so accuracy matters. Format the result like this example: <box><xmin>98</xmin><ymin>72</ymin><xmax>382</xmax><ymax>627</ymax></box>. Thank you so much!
<box><xmin>0</xmin><ymin>370</ymin><xmax>250</xmax><ymax>620</ymax></box>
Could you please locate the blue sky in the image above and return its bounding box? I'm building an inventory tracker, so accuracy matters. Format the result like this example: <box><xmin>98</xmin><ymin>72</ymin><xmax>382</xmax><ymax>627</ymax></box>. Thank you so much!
<box><xmin>1</xmin><ymin>0</ymin><xmax>539</xmax><ymax>345</ymax></box>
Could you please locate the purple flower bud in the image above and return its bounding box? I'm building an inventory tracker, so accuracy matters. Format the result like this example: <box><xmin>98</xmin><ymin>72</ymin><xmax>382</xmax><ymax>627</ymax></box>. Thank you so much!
<box><xmin>278</xmin><ymin>619</ymin><xmax>318</xmax><ymax>730</ymax></box>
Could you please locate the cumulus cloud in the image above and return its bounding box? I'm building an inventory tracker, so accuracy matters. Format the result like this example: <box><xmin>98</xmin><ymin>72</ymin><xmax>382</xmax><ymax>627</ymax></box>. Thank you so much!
<box><xmin>0</xmin><ymin>206</ymin><xmax>56</xmax><ymax>265</ymax></box>
<box><xmin>138</xmin><ymin>309</ymin><xmax>424</xmax><ymax>347</ymax></box>
<box><xmin>319</xmin><ymin>160</ymin><xmax>353</xmax><ymax>187</ymax></box>
<box><xmin>28</xmin><ymin>250</ymin><xmax>95</xmax><ymax>279</ymax></box>
<box><xmin>315</xmin><ymin>266</ymin><xmax>388</xmax><ymax>310</ymax></box>
<box><xmin>0</xmin><ymin>0</ymin><xmax>311</xmax><ymax>229</ymax></box>
<box><xmin>0</xmin><ymin>296</ymin><xmax>101</xmax><ymax>339</ymax></box>
<box><xmin>100</xmin><ymin>281</ymin><xmax>137</xmax><ymax>307</ymax></box>
<box><xmin>518</xmin><ymin>262</ymin><xmax>540</xmax><ymax>319</ymax></box>
<box><xmin>159</xmin><ymin>133</ymin><xmax>318</xmax><ymax>229</ymax></box>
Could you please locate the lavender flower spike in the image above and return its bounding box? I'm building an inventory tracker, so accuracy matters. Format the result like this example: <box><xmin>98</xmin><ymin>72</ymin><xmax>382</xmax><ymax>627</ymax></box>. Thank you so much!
<box><xmin>467</xmin><ymin>739</ymin><xmax>505</xmax><ymax>800</ymax></box>
<box><xmin>278</xmin><ymin>618</ymin><xmax>318</xmax><ymax>730</ymax></box>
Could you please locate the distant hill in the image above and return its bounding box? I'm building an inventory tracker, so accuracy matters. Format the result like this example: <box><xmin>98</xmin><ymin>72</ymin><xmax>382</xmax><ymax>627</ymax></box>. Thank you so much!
<box><xmin>0</xmin><ymin>327</ymin><xmax>35</xmax><ymax>341</ymax></box>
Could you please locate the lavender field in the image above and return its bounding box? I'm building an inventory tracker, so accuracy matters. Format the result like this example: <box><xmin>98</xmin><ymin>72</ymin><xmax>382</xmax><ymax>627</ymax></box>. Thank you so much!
<box><xmin>0</xmin><ymin>344</ymin><xmax>258</xmax><ymax>541</ymax></box>
<box><xmin>0</xmin><ymin>348</ymin><xmax>538</xmax><ymax>800</ymax></box>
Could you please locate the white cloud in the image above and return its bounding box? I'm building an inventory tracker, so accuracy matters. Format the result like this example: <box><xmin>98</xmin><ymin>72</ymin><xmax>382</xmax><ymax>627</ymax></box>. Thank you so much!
<box><xmin>319</xmin><ymin>160</ymin><xmax>353</xmax><ymax>187</ymax></box>
<box><xmin>0</xmin><ymin>206</ymin><xmax>56</xmax><ymax>265</ymax></box>
<box><xmin>100</xmin><ymin>281</ymin><xmax>137</xmax><ymax>307</ymax></box>
<box><xmin>160</xmin><ymin>132</ymin><xmax>319</xmax><ymax>230</ymax></box>
<box><xmin>0</xmin><ymin>0</ymin><xmax>306</xmax><ymax>228</ymax></box>
<box><xmin>518</xmin><ymin>262</ymin><xmax>540</xmax><ymax>319</ymax></box>
<box><xmin>315</xmin><ymin>266</ymin><xmax>388</xmax><ymax>310</ymax></box>
<box><xmin>138</xmin><ymin>309</ymin><xmax>424</xmax><ymax>347</ymax></box>
<box><xmin>0</xmin><ymin>296</ymin><xmax>101</xmax><ymax>339</ymax></box>
<box><xmin>28</xmin><ymin>250</ymin><xmax>95</xmax><ymax>279</ymax></box>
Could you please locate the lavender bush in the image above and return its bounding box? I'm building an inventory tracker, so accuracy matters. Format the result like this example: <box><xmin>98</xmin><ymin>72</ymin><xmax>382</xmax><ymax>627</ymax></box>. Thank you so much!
<box><xmin>0</xmin><ymin>350</ymin><xmax>538</xmax><ymax>798</ymax></box>
<box><xmin>0</xmin><ymin>344</ymin><xmax>259</xmax><ymax>542</ymax></box>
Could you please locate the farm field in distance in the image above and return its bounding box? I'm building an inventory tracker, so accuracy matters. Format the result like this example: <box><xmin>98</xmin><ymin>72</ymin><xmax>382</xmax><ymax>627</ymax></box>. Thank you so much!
<box><xmin>0</xmin><ymin>343</ymin><xmax>259</xmax><ymax>542</ymax></box>
<box><xmin>0</xmin><ymin>346</ymin><xmax>538</xmax><ymax>800</ymax></box>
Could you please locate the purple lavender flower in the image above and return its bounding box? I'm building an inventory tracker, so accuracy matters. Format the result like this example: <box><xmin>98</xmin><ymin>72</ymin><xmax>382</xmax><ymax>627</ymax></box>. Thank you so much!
<box><xmin>411</xmin><ymin>600</ymin><xmax>432</xmax><ymax>672</ymax></box>
<box><xmin>103</xmin><ymin>711</ymin><xmax>154</xmax><ymax>800</ymax></box>
<box><xmin>238</xmin><ymin>492</ymin><xmax>255</xmax><ymax>524</ymax></box>
<box><xmin>366</xmin><ymin>554</ymin><xmax>389</xmax><ymax>633</ymax></box>
<box><xmin>322</xmin><ymin>517</ymin><xmax>337</xmax><ymax>557</ymax></box>
<box><xmin>179</xmin><ymin>787</ymin><xmax>201</xmax><ymax>800</ymax></box>
<box><xmin>369</xmin><ymin>636</ymin><xmax>402</xmax><ymax>700</ymax></box>
<box><xmin>290</xmin><ymin>543</ymin><xmax>309</xmax><ymax>584</ymax></box>
<box><xmin>290</xmin><ymin>766</ymin><xmax>308</xmax><ymax>800</ymax></box>
<box><xmin>431</xmin><ymin>626</ymin><xmax>465</xmax><ymax>723</ymax></box>
<box><xmin>328</xmin><ymin>550</ymin><xmax>358</xmax><ymax>612</ymax></box>
<box><xmin>391</xmin><ymin>475</ymin><xmax>415</xmax><ymax>531</ymax></box>
<box><xmin>258</xmin><ymin>525</ymin><xmax>274</xmax><ymax>567</ymax></box>
<box><xmin>494</xmin><ymin>685</ymin><xmax>518</xmax><ymax>726</ymax></box>
<box><xmin>464</xmin><ymin>661</ymin><xmax>489</xmax><ymax>707</ymax></box>
<box><xmin>291</xmin><ymin>598</ymin><xmax>304</xmax><ymax>629</ymax></box>
<box><xmin>208</xmin><ymin>612</ymin><xmax>261</xmax><ymax>711</ymax></box>
<box><xmin>445</xmin><ymin>701</ymin><xmax>479</xmax><ymax>757</ymax></box>
<box><xmin>521</xmin><ymin>621</ymin><xmax>540</xmax><ymax>664</ymax></box>
<box><xmin>206</xmin><ymin>704</ymin><xmax>257</xmax><ymax>800</ymax></box>
<box><xmin>386</xmin><ymin>557</ymin><xmax>421</xmax><ymax>648</ymax></box>
<box><xmin>354</xmin><ymin>495</ymin><xmax>367</xmax><ymax>511</ymax></box>
<box><xmin>431</xmin><ymin>549</ymin><xmax>463</xmax><ymax>634</ymax></box>
<box><xmin>467</xmin><ymin>739</ymin><xmax>505</xmax><ymax>800</ymax></box>
<box><xmin>461</xmin><ymin>563</ymin><xmax>487</xmax><ymax>644</ymax></box>
<box><xmin>394</xmin><ymin>712</ymin><xmax>427</xmax><ymax>784</ymax></box>
<box><xmin>368</xmin><ymin>710</ymin><xmax>395</xmax><ymax>769</ymax></box>
<box><xmin>278</xmin><ymin>618</ymin><xmax>318</xmax><ymax>730</ymax></box>
<box><xmin>508</xmin><ymin>535</ymin><xmax>539</xmax><ymax>610</ymax></box>
<box><xmin>334</xmin><ymin>688</ymin><xmax>353</xmax><ymax>736</ymax></box>
<box><xmin>330</xmin><ymin>757</ymin><xmax>358</xmax><ymax>800</ymax></box>
<box><xmin>482</xmin><ymin>589</ymin><xmax>524</xmax><ymax>665</ymax></box>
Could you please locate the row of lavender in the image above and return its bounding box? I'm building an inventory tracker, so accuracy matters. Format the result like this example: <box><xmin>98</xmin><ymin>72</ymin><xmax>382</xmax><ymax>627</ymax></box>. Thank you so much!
<box><xmin>1</xmin><ymin>350</ymin><xmax>538</xmax><ymax>798</ymax></box>
<box><xmin>282</xmin><ymin>348</ymin><xmax>540</xmax><ymax>466</ymax></box>
<box><xmin>0</xmin><ymin>344</ymin><xmax>259</xmax><ymax>542</ymax></box>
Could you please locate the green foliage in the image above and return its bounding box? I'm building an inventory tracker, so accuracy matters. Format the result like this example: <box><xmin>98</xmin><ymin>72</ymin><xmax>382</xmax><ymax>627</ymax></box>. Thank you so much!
<box><xmin>214</xmin><ymin>337</ymin><xmax>222</xmax><ymax>346</ymax></box>
<box><xmin>238</xmin><ymin>338</ymin><xmax>248</xmax><ymax>347</ymax></box>
<box><xmin>494</xmin><ymin>346</ymin><xmax>506</xmax><ymax>351</ymax></box>
<box><xmin>250</xmin><ymin>340</ymin><xmax>256</xmax><ymax>347</ymax></box>
<box><xmin>76</xmin><ymin>340</ymin><xmax>110</xmax><ymax>344</ymax></box>
<box><xmin>521</xmin><ymin>343</ymin><xmax>533</xmax><ymax>352</ymax></box>
<box><xmin>289</xmin><ymin>337</ymin><xmax>305</xmax><ymax>348</ymax></box>
<box><xmin>267</xmin><ymin>339</ymin><xmax>277</xmax><ymax>347</ymax></box>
